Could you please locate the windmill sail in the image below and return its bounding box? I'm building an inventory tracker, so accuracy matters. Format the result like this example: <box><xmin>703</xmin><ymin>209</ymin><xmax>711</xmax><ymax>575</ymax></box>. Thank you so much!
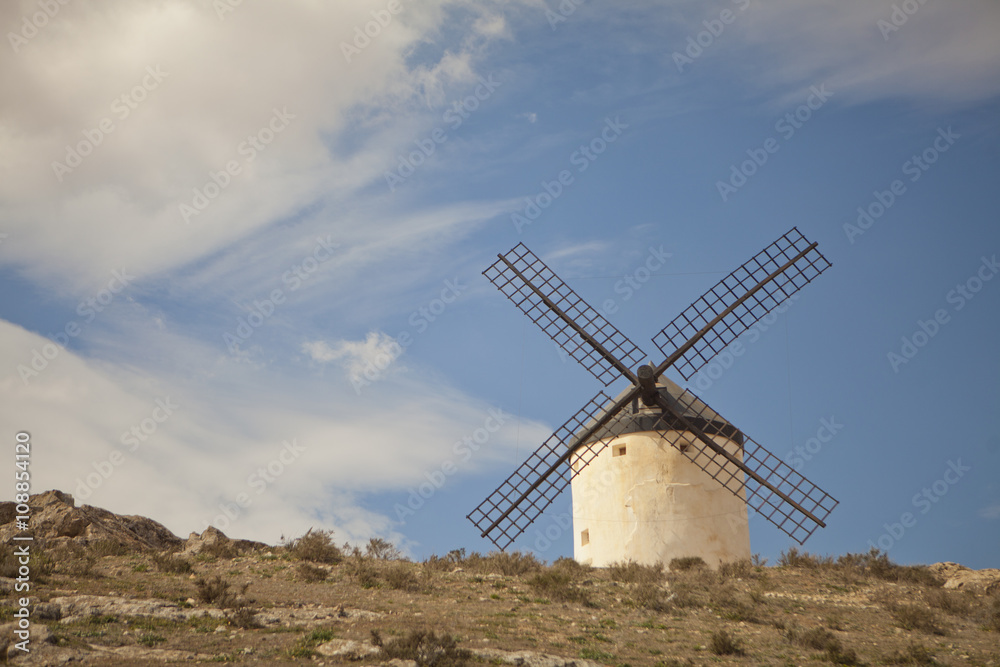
<box><xmin>652</xmin><ymin>227</ymin><xmax>831</xmax><ymax>380</ymax></box>
<box><xmin>648</xmin><ymin>384</ymin><xmax>839</xmax><ymax>544</ymax></box>
<box><xmin>484</xmin><ymin>243</ymin><xmax>647</xmax><ymax>386</ymax></box>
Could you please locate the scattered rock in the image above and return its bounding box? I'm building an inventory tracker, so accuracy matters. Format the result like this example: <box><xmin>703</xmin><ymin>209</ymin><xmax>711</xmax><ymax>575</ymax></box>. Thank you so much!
<box><xmin>316</xmin><ymin>638</ymin><xmax>382</xmax><ymax>660</ymax></box>
<box><xmin>182</xmin><ymin>525</ymin><xmax>268</xmax><ymax>557</ymax></box>
<box><xmin>930</xmin><ymin>562</ymin><xmax>1000</xmax><ymax>594</ymax></box>
<box><xmin>472</xmin><ymin>648</ymin><xmax>606</xmax><ymax>667</ymax></box>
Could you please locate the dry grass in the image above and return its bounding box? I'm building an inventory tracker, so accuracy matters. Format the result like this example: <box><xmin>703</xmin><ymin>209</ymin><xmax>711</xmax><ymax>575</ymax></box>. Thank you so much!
<box><xmin>16</xmin><ymin>544</ymin><xmax>1000</xmax><ymax>665</ymax></box>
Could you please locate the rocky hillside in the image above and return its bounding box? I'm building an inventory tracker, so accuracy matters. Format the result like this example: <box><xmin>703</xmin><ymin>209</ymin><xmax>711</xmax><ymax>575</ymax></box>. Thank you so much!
<box><xmin>1</xmin><ymin>491</ymin><xmax>999</xmax><ymax>666</ymax></box>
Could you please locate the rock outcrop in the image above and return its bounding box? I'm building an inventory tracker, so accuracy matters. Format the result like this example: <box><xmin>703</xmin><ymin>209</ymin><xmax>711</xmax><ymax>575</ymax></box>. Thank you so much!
<box><xmin>929</xmin><ymin>561</ymin><xmax>1000</xmax><ymax>594</ymax></box>
<box><xmin>0</xmin><ymin>490</ymin><xmax>182</xmax><ymax>551</ymax></box>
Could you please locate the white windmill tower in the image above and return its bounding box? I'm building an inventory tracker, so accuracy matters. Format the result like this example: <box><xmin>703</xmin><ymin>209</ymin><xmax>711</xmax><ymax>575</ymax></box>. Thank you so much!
<box><xmin>467</xmin><ymin>229</ymin><xmax>838</xmax><ymax>569</ymax></box>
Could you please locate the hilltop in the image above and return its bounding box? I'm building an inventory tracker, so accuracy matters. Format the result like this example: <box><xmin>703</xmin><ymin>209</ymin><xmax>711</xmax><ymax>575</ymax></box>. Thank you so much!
<box><xmin>1</xmin><ymin>491</ymin><xmax>999</xmax><ymax>666</ymax></box>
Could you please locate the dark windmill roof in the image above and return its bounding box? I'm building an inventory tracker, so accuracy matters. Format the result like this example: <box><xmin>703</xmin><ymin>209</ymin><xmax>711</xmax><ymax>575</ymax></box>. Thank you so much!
<box><xmin>578</xmin><ymin>376</ymin><xmax>744</xmax><ymax>447</ymax></box>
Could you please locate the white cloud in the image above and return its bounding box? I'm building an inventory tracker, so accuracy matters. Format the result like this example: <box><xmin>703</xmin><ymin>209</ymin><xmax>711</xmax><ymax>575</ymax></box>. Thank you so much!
<box><xmin>302</xmin><ymin>331</ymin><xmax>404</xmax><ymax>383</ymax></box>
<box><xmin>0</xmin><ymin>0</ymin><xmax>521</xmax><ymax>295</ymax></box>
<box><xmin>682</xmin><ymin>0</ymin><xmax>1000</xmax><ymax>107</ymax></box>
<box><xmin>1</xmin><ymin>318</ymin><xmax>551</xmax><ymax>546</ymax></box>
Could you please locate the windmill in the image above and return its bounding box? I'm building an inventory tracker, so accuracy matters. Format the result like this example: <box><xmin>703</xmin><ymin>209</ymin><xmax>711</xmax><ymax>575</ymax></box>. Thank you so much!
<box><xmin>467</xmin><ymin>228</ymin><xmax>838</xmax><ymax>568</ymax></box>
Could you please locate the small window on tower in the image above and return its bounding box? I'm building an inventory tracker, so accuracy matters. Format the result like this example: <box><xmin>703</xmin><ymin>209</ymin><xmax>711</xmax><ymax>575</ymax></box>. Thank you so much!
<box><xmin>580</xmin><ymin>529</ymin><xmax>590</xmax><ymax>546</ymax></box>
<box><xmin>613</xmin><ymin>444</ymin><xmax>627</xmax><ymax>457</ymax></box>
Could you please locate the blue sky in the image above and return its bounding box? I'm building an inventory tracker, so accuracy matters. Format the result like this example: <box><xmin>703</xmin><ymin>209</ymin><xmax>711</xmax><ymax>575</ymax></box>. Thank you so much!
<box><xmin>1</xmin><ymin>0</ymin><xmax>998</xmax><ymax>569</ymax></box>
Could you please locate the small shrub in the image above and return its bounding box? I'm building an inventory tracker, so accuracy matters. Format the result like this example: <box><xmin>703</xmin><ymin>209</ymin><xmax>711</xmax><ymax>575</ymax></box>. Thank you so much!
<box><xmin>986</xmin><ymin>595</ymin><xmax>1000</xmax><ymax>632</ymax></box>
<box><xmin>924</xmin><ymin>588</ymin><xmax>972</xmax><ymax>616</ymax></box>
<box><xmin>884</xmin><ymin>642</ymin><xmax>937</xmax><ymax>665</ymax></box>
<box><xmin>152</xmin><ymin>552</ymin><xmax>193</xmax><ymax>574</ymax></box>
<box><xmin>286</xmin><ymin>529</ymin><xmax>343</xmax><ymax>564</ymax></box>
<box><xmin>670</xmin><ymin>556</ymin><xmax>706</xmax><ymax>571</ymax></box>
<box><xmin>527</xmin><ymin>570</ymin><xmax>589</xmax><ymax>604</ymax></box>
<box><xmin>371</xmin><ymin>628</ymin><xmax>472</xmax><ymax>666</ymax></box>
<box><xmin>778</xmin><ymin>547</ymin><xmax>832</xmax><ymax>568</ymax></box>
<box><xmin>709</xmin><ymin>629</ymin><xmax>744</xmax><ymax>656</ymax></box>
<box><xmin>551</xmin><ymin>556</ymin><xmax>588</xmax><ymax>575</ymax></box>
<box><xmin>227</xmin><ymin>606</ymin><xmax>261</xmax><ymax>629</ymax></box>
<box><xmin>891</xmin><ymin>603</ymin><xmax>946</xmax><ymax>635</ymax></box>
<box><xmin>718</xmin><ymin>559</ymin><xmax>753</xmax><ymax>578</ymax></box>
<box><xmin>365</xmin><ymin>537</ymin><xmax>402</xmax><ymax>560</ymax></box>
<box><xmin>464</xmin><ymin>551</ymin><xmax>541</xmax><ymax>576</ymax></box>
<box><xmin>194</xmin><ymin>575</ymin><xmax>249</xmax><ymax>608</ymax></box>
<box><xmin>347</xmin><ymin>558</ymin><xmax>380</xmax><ymax>589</ymax></box>
<box><xmin>296</xmin><ymin>562</ymin><xmax>328</xmax><ymax>583</ymax></box>
<box><xmin>384</xmin><ymin>563</ymin><xmax>421</xmax><ymax>592</ymax></box>
<box><xmin>136</xmin><ymin>633</ymin><xmax>166</xmax><ymax>647</ymax></box>
<box><xmin>609</xmin><ymin>560</ymin><xmax>664</xmax><ymax>585</ymax></box>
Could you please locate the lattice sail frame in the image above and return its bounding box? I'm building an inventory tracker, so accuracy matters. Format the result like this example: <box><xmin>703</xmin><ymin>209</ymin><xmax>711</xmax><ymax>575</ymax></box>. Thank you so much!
<box><xmin>653</xmin><ymin>228</ymin><xmax>831</xmax><ymax>380</ymax></box>
<box><xmin>652</xmin><ymin>388</ymin><xmax>839</xmax><ymax>544</ymax></box>
<box><xmin>466</xmin><ymin>391</ymin><xmax>629</xmax><ymax>551</ymax></box>
<box><xmin>469</xmin><ymin>228</ymin><xmax>838</xmax><ymax>550</ymax></box>
<box><xmin>484</xmin><ymin>243</ymin><xmax>647</xmax><ymax>386</ymax></box>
